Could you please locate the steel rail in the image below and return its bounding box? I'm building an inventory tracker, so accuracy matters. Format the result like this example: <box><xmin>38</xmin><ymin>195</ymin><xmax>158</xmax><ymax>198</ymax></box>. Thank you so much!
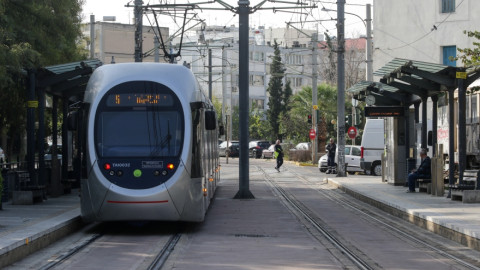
<box><xmin>147</xmin><ymin>233</ymin><xmax>182</xmax><ymax>270</ymax></box>
<box><xmin>38</xmin><ymin>233</ymin><xmax>103</xmax><ymax>270</ymax></box>
<box><xmin>258</xmin><ymin>166</ymin><xmax>374</xmax><ymax>270</ymax></box>
<box><xmin>289</xmin><ymin>169</ymin><xmax>480</xmax><ymax>270</ymax></box>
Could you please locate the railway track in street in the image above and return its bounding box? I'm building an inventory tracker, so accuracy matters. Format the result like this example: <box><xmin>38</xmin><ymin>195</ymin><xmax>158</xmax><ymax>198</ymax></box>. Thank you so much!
<box><xmin>258</xmin><ymin>164</ymin><xmax>480</xmax><ymax>270</ymax></box>
<box><xmin>34</xmin><ymin>222</ymin><xmax>183</xmax><ymax>270</ymax></box>
<box><xmin>287</xmin><ymin>168</ymin><xmax>480</xmax><ymax>270</ymax></box>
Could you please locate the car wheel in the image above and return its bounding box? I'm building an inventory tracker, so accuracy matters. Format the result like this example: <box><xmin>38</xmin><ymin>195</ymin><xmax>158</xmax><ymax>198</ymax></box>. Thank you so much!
<box><xmin>320</xmin><ymin>168</ymin><xmax>326</xmax><ymax>173</ymax></box>
<box><xmin>371</xmin><ymin>163</ymin><xmax>382</xmax><ymax>176</ymax></box>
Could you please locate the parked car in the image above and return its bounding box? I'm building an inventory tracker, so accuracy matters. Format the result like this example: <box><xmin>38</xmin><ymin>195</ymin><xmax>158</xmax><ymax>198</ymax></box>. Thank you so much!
<box><xmin>290</xmin><ymin>142</ymin><xmax>311</xmax><ymax>151</ymax></box>
<box><xmin>318</xmin><ymin>145</ymin><xmax>364</xmax><ymax>173</ymax></box>
<box><xmin>218</xmin><ymin>141</ymin><xmax>239</xmax><ymax>157</ymax></box>
<box><xmin>262</xmin><ymin>145</ymin><xmax>276</xmax><ymax>159</ymax></box>
<box><xmin>45</xmin><ymin>144</ymin><xmax>62</xmax><ymax>165</ymax></box>
<box><xmin>249</xmin><ymin>140</ymin><xmax>270</xmax><ymax>158</ymax></box>
<box><xmin>0</xmin><ymin>147</ymin><xmax>5</xmax><ymax>161</ymax></box>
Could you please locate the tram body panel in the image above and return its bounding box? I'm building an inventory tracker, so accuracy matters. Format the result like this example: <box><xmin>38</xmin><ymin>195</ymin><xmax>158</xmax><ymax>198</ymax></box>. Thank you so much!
<box><xmin>81</xmin><ymin>63</ymin><xmax>215</xmax><ymax>222</ymax></box>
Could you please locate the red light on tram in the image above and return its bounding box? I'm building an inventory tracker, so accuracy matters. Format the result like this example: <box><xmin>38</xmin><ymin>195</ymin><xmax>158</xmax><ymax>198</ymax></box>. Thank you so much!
<box><xmin>104</xmin><ymin>163</ymin><xmax>111</xmax><ymax>170</ymax></box>
<box><xmin>167</xmin><ymin>163</ymin><xmax>175</xmax><ymax>170</ymax></box>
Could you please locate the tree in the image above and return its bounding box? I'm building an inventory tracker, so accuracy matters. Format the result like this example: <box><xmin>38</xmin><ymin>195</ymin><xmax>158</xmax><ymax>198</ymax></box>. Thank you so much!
<box><xmin>0</xmin><ymin>0</ymin><xmax>86</xmax><ymax>157</ymax></box>
<box><xmin>266</xmin><ymin>40</ymin><xmax>285</xmax><ymax>139</ymax></box>
<box><xmin>455</xmin><ymin>30</ymin><xmax>480</xmax><ymax>93</ymax></box>
<box><xmin>318</xmin><ymin>33</ymin><xmax>366</xmax><ymax>89</ymax></box>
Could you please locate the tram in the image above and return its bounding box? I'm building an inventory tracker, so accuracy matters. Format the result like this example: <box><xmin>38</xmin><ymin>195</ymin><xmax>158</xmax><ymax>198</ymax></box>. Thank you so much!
<box><xmin>80</xmin><ymin>63</ymin><xmax>220</xmax><ymax>222</ymax></box>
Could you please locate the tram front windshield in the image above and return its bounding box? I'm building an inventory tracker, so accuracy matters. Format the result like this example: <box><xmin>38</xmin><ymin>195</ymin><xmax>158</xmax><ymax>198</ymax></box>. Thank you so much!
<box><xmin>96</xmin><ymin>110</ymin><xmax>183</xmax><ymax>158</ymax></box>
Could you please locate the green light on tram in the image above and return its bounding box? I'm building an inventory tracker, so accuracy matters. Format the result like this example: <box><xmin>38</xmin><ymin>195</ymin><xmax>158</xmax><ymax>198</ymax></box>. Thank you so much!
<box><xmin>133</xmin><ymin>169</ymin><xmax>142</xmax><ymax>178</ymax></box>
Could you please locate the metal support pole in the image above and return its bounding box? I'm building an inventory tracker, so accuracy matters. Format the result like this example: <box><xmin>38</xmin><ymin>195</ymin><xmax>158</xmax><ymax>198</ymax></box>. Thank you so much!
<box><xmin>222</xmin><ymin>48</ymin><xmax>227</xmax><ymax>133</ymax></box>
<box><xmin>90</xmin><ymin>15</ymin><xmax>95</xmax><ymax>59</ymax></box>
<box><xmin>432</xmin><ymin>95</ymin><xmax>438</xmax><ymax>157</ymax></box>
<box><xmin>458</xmin><ymin>75</ymin><xmax>466</xmax><ymax>184</ymax></box>
<box><xmin>27</xmin><ymin>70</ymin><xmax>36</xmax><ymax>183</ymax></box>
<box><xmin>312</xmin><ymin>32</ymin><xmax>318</xmax><ymax>164</ymax></box>
<box><xmin>154</xmin><ymin>36</ymin><xmax>160</xmax><ymax>62</ymax></box>
<box><xmin>234</xmin><ymin>0</ymin><xmax>254</xmax><ymax>199</ymax></box>
<box><xmin>421</xmin><ymin>96</ymin><xmax>427</xmax><ymax>150</ymax></box>
<box><xmin>414</xmin><ymin>102</ymin><xmax>420</xmax><ymax>158</ymax></box>
<box><xmin>52</xmin><ymin>96</ymin><xmax>58</xmax><ymax>160</ymax></box>
<box><xmin>447</xmin><ymin>89</ymin><xmax>455</xmax><ymax>198</ymax></box>
<box><xmin>134</xmin><ymin>0</ymin><xmax>143</xmax><ymax>62</ymax></box>
<box><xmin>404</xmin><ymin>104</ymin><xmax>410</xmax><ymax>163</ymax></box>
<box><xmin>365</xmin><ymin>4</ymin><xmax>373</xmax><ymax>81</ymax></box>
<box><xmin>62</xmin><ymin>98</ymin><xmax>68</xmax><ymax>181</ymax></box>
<box><xmin>208</xmin><ymin>48</ymin><xmax>213</xmax><ymax>101</ymax></box>
<box><xmin>336</xmin><ymin>0</ymin><xmax>346</xmax><ymax>177</ymax></box>
<box><xmin>37</xmin><ymin>88</ymin><xmax>46</xmax><ymax>187</ymax></box>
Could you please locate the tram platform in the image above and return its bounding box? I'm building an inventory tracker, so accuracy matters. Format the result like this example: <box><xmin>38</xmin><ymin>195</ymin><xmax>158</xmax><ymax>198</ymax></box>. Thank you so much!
<box><xmin>325</xmin><ymin>174</ymin><xmax>480</xmax><ymax>251</ymax></box>
<box><xmin>0</xmin><ymin>191</ymin><xmax>81</xmax><ymax>268</ymax></box>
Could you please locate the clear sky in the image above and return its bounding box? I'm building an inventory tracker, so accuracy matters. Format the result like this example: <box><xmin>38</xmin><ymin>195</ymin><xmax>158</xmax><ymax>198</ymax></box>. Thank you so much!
<box><xmin>81</xmin><ymin>0</ymin><xmax>373</xmax><ymax>39</ymax></box>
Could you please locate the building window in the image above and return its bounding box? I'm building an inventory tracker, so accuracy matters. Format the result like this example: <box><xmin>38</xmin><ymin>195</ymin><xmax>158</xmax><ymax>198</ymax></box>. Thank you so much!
<box><xmin>442</xmin><ymin>46</ymin><xmax>456</xmax><ymax>66</ymax></box>
<box><xmin>287</xmin><ymin>77</ymin><xmax>303</xmax><ymax>87</ymax></box>
<box><xmin>249</xmin><ymin>74</ymin><xmax>264</xmax><ymax>86</ymax></box>
<box><xmin>442</xmin><ymin>0</ymin><xmax>455</xmax><ymax>13</ymax></box>
<box><xmin>250</xmin><ymin>99</ymin><xmax>265</xmax><ymax>109</ymax></box>
<box><xmin>249</xmin><ymin>52</ymin><xmax>264</xmax><ymax>62</ymax></box>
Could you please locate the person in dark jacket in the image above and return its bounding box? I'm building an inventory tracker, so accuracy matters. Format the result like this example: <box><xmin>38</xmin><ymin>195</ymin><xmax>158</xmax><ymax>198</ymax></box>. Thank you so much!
<box><xmin>407</xmin><ymin>148</ymin><xmax>431</xmax><ymax>193</ymax></box>
<box><xmin>326</xmin><ymin>138</ymin><xmax>336</xmax><ymax>174</ymax></box>
<box><xmin>274</xmin><ymin>140</ymin><xmax>283</xmax><ymax>172</ymax></box>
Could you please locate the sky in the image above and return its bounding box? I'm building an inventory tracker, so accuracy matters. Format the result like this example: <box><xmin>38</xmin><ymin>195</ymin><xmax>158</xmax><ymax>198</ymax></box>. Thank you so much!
<box><xmin>81</xmin><ymin>0</ymin><xmax>373</xmax><ymax>39</ymax></box>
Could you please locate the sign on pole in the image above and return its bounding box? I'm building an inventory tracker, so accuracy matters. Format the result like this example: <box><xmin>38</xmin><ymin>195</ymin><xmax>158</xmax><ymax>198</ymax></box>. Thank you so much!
<box><xmin>309</xmin><ymin>129</ymin><xmax>316</xmax><ymax>140</ymax></box>
<box><xmin>347</xmin><ymin>126</ymin><xmax>357</xmax><ymax>139</ymax></box>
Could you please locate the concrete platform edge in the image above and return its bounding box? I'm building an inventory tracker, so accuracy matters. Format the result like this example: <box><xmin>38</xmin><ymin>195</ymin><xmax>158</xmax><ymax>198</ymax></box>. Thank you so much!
<box><xmin>0</xmin><ymin>212</ymin><xmax>83</xmax><ymax>268</ymax></box>
<box><xmin>326</xmin><ymin>178</ymin><xmax>480</xmax><ymax>252</ymax></box>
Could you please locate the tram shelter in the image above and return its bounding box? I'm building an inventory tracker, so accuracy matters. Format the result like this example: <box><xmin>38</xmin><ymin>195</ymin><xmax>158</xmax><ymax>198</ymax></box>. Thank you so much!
<box><xmin>23</xmin><ymin>59</ymin><xmax>101</xmax><ymax>199</ymax></box>
<box><xmin>348</xmin><ymin>58</ymin><xmax>480</xmax><ymax>193</ymax></box>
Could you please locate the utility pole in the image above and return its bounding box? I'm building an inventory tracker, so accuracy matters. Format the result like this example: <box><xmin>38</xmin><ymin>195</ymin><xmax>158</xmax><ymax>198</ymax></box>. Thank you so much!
<box><xmin>311</xmin><ymin>31</ymin><xmax>318</xmax><ymax>164</ymax></box>
<box><xmin>208</xmin><ymin>48</ymin><xmax>213</xmax><ymax>100</ymax></box>
<box><xmin>234</xmin><ymin>0</ymin><xmax>254</xmax><ymax>199</ymax></box>
<box><xmin>134</xmin><ymin>0</ymin><xmax>143</xmax><ymax>62</ymax></box>
<box><xmin>222</xmin><ymin>47</ymin><xmax>227</xmax><ymax>138</ymax></box>
<box><xmin>337</xmin><ymin>0</ymin><xmax>346</xmax><ymax>177</ymax></box>
<box><xmin>90</xmin><ymin>15</ymin><xmax>95</xmax><ymax>59</ymax></box>
<box><xmin>366</xmin><ymin>3</ymin><xmax>373</xmax><ymax>81</ymax></box>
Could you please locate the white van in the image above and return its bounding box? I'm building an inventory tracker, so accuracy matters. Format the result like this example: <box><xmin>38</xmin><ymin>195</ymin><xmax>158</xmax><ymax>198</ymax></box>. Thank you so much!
<box><xmin>360</xmin><ymin>119</ymin><xmax>385</xmax><ymax>176</ymax></box>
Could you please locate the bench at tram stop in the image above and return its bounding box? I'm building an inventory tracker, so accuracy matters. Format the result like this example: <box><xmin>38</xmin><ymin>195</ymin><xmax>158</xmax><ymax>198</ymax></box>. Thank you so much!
<box><xmin>448</xmin><ymin>170</ymin><xmax>480</xmax><ymax>203</ymax></box>
<box><xmin>416</xmin><ymin>146</ymin><xmax>446</xmax><ymax>196</ymax></box>
<box><xmin>11</xmin><ymin>170</ymin><xmax>46</xmax><ymax>205</ymax></box>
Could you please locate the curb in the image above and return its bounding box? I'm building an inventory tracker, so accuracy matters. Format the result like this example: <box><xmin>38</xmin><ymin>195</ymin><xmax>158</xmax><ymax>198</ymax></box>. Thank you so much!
<box><xmin>0</xmin><ymin>209</ymin><xmax>83</xmax><ymax>268</ymax></box>
<box><xmin>326</xmin><ymin>178</ymin><xmax>480</xmax><ymax>252</ymax></box>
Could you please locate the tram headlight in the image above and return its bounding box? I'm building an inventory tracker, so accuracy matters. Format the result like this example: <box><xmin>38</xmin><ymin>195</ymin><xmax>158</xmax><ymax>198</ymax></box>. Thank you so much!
<box><xmin>167</xmin><ymin>163</ymin><xmax>174</xmax><ymax>170</ymax></box>
<box><xmin>104</xmin><ymin>163</ymin><xmax>111</xmax><ymax>170</ymax></box>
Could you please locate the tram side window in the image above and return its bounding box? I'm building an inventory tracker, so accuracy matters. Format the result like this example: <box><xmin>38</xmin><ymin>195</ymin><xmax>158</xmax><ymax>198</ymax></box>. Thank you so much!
<box><xmin>191</xmin><ymin>109</ymin><xmax>203</xmax><ymax>178</ymax></box>
<box><xmin>472</xmin><ymin>95</ymin><xmax>478</xmax><ymax>123</ymax></box>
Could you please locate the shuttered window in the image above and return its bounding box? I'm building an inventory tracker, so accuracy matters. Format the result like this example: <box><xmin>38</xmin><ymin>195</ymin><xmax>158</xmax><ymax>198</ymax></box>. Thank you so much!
<box><xmin>442</xmin><ymin>0</ymin><xmax>455</xmax><ymax>13</ymax></box>
<box><xmin>442</xmin><ymin>46</ymin><xmax>456</xmax><ymax>67</ymax></box>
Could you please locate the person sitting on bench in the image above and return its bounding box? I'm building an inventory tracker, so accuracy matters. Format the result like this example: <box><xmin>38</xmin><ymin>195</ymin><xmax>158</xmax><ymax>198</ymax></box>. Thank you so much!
<box><xmin>407</xmin><ymin>148</ymin><xmax>431</xmax><ymax>193</ymax></box>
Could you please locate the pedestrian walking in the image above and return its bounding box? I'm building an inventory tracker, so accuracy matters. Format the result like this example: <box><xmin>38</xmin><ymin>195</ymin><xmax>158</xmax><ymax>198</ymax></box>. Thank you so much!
<box><xmin>326</xmin><ymin>138</ymin><xmax>336</xmax><ymax>174</ymax></box>
<box><xmin>274</xmin><ymin>140</ymin><xmax>284</xmax><ymax>172</ymax></box>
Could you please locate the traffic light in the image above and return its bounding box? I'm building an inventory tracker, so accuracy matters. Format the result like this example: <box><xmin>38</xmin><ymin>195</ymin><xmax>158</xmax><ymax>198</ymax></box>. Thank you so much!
<box><xmin>316</xmin><ymin>110</ymin><xmax>321</xmax><ymax>124</ymax></box>
<box><xmin>307</xmin><ymin>114</ymin><xmax>312</xmax><ymax>124</ymax></box>
<box><xmin>345</xmin><ymin>114</ymin><xmax>352</xmax><ymax>127</ymax></box>
<box><xmin>355</xmin><ymin>107</ymin><xmax>362</xmax><ymax>126</ymax></box>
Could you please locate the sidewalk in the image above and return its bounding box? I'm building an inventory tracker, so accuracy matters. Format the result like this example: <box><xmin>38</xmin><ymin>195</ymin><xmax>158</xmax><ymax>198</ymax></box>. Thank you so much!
<box><xmin>325</xmin><ymin>174</ymin><xmax>480</xmax><ymax>251</ymax></box>
<box><xmin>0</xmin><ymin>190</ymin><xmax>81</xmax><ymax>268</ymax></box>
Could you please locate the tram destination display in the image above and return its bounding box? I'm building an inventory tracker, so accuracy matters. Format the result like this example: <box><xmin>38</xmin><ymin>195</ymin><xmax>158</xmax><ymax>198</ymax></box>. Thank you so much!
<box><xmin>106</xmin><ymin>93</ymin><xmax>174</xmax><ymax>106</ymax></box>
<box><xmin>364</xmin><ymin>106</ymin><xmax>404</xmax><ymax>117</ymax></box>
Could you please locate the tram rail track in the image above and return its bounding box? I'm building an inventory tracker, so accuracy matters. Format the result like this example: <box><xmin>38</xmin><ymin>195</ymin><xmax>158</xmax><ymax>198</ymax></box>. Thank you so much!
<box><xmin>258</xmin><ymin>166</ymin><xmax>375</xmax><ymax>270</ymax></box>
<box><xmin>36</xmin><ymin>223</ymin><xmax>182</xmax><ymax>270</ymax></box>
<box><xmin>286</xmin><ymin>167</ymin><xmax>480</xmax><ymax>270</ymax></box>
